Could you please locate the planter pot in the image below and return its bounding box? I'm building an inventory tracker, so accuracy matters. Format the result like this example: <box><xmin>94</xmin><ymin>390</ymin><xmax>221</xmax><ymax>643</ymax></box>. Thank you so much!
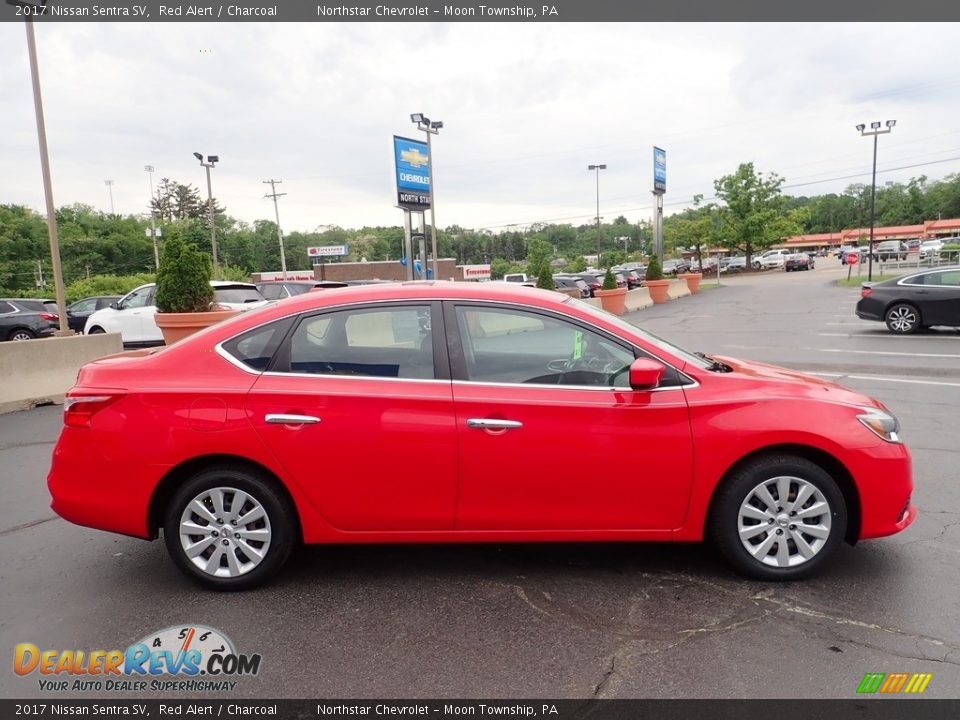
<box><xmin>594</xmin><ymin>287</ymin><xmax>628</xmax><ymax>315</ymax></box>
<box><xmin>642</xmin><ymin>279</ymin><xmax>672</xmax><ymax>304</ymax></box>
<box><xmin>155</xmin><ymin>310</ymin><xmax>239</xmax><ymax>345</ymax></box>
<box><xmin>678</xmin><ymin>272</ymin><xmax>703</xmax><ymax>294</ymax></box>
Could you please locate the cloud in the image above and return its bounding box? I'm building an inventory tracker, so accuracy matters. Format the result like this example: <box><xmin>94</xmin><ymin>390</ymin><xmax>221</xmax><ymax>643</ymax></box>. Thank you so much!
<box><xmin>2</xmin><ymin>22</ymin><xmax>959</xmax><ymax>233</ymax></box>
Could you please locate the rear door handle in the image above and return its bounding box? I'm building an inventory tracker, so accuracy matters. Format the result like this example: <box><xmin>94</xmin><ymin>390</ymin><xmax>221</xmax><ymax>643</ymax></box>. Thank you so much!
<box><xmin>466</xmin><ymin>418</ymin><xmax>523</xmax><ymax>430</ymax></box>
<box><xmin>265</xmin><ymin>414</ymin><xmax>321</xmax><ymax>425</ymax></box>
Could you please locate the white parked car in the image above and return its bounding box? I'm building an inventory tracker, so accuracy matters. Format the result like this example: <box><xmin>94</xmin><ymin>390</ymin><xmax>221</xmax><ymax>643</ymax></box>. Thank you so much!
<box><xmin>754</xmin><ymin>248</ymin><xmax>791</xmax><ymax>270</ymax></box>
<box><xmin>919</xmin><ymin>240</ymin><xmax>943</xmax><ymax>261</ymax></box>
<box><xmin>83</xmin><ymin>281</ymin><xmax>267</xmax><ymax>345</ymax></box>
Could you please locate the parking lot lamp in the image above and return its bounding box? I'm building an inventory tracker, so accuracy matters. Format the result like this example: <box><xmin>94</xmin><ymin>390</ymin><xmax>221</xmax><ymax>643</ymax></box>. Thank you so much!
<box><xmin>411</xmin><ymin>114</ymin><xmax>443</xmax><ymax>281</ymax></box>
<box><xmin>588</xmin><ymin>164</ymin><xmax>606</xmax><ymax>266</ymax></box>
<box><xmin>144</xmin><ymin>165</ymin><xmax>159</xmax><ymax>268</ymax></box>
<box><xmin>194</xmin><ymin>152</ymin><xmax>220</xmax><ymax>277</ymax></box>
<box><xmin>856</xmin><ymin>120</ymin><xmax>896</xmax><ymax>281</ymax></box>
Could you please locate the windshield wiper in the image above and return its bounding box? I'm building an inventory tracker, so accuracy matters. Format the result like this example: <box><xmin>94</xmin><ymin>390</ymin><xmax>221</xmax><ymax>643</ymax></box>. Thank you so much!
<box><xmin>695</xmin><ymin>351</ymin><xmax>733</xmax><ymax>373</ymax></box>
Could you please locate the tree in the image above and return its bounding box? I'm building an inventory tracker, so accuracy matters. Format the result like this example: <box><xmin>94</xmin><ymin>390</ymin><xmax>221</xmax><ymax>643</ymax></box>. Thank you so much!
<box><xmin>525</xmin><ymin>238</ymin><xmax>552</xmax><ymax>277</ymax></box>
<box><xmin>490</xmin><ymin>257</ymin><xmax>512</xmax><ymax>280</ymax></box>
<box><xmin>154</xmin><ymin>235</ymin><xmax>213</xmax><ymax>313</ymax></box>
<box><xmin>536</xmin><ymin>264</ymin><xmax>554</xmax><ymax>291</ymax></box>
<box><xmin>151</xmin><ymin>178</ymin><xmax>223</xmax><ymax>222</ymax></box>
<box><xmin>713</xmin><ymin>163</ymin><xmax>802</xmax><ymax>268</ymax></box>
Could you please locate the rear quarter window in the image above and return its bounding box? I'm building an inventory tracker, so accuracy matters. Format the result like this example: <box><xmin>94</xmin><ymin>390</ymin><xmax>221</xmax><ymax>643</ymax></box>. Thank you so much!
<box><xmin>221</xmin><ymin>317</ymin><xmax>295</xmax><ymax>371</ymax></box>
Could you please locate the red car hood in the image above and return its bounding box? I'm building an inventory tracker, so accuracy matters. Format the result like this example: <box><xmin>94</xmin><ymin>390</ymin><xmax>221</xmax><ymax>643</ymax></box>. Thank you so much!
<box><xmin>708</xmin><ymin>355</ymin><xmax>885</xmax><ymax>410</ymax></box>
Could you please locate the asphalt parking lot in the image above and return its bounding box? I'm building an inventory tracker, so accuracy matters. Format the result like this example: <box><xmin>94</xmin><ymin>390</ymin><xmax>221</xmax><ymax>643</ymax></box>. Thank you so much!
<box><xmin>2</xmin><ymin>260</ymin><xmax>958</xmax><ymax>700</ymax></box>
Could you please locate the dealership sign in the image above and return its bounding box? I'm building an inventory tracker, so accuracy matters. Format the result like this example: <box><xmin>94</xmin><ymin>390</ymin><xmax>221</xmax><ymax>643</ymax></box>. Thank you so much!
<box><xmin>307</xmin><ymin>245</ymin><xmax>348</xmax><ymax>258</ymax></box>
<box><xmin>393</xmin><ymin>135</ymin><xmax>431</xmax><ymax>209</ymax></box>
<box><xmin>653</xmin><ymin>146</ymin><xmax>666</xmax><ymax>194</ymax></box>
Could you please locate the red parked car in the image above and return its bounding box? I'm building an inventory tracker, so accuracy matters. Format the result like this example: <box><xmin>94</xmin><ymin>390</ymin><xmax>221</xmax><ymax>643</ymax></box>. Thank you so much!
<box><xmin>48</xmin><ymin>283</ymin><xmax>915</xmax><ymax>590</ymax></box>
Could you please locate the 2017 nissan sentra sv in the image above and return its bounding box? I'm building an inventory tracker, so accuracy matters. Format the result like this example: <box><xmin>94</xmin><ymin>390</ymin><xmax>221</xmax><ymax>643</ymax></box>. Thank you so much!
<box><xmin>48</xmin><ymin>283</ymin><xmax>915</xmax><ymax>590</ymax></box>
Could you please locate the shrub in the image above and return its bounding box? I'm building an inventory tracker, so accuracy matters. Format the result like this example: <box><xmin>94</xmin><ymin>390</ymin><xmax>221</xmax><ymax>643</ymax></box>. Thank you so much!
<box><xmin>63</xmin><ymin>273</ymin><xmax>156</xmax><ymax>304</ymax></box>
<box><xmin>536</xmin><ymin>264</ymin><xmax>555</xmax><ymax>290</ymax></box>
<box><xmin>154</xmin><ymin>236</ymin><xmax>213</xmax><ymax>313</ymax></box>
<box><xmin>645</xmin><ymin>256</ymin><xmax>664</xmax><ymax>281</ymax></box>
<box><xmin>601</xmin><ymin>268</ymin><xmax>618</xmax><ymax>290</ymax></box>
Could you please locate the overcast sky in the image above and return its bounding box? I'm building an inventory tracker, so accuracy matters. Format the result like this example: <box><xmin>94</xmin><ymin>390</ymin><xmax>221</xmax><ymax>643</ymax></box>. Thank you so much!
<box><xmin>2</xmin><ymin>22</ymin><xmax>960</xmax><ymax>233</ymax></box>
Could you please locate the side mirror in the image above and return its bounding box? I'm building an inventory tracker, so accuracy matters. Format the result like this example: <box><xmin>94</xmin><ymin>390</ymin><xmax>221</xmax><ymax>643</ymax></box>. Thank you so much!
<box><xmin>629</xmin><ymin>358</ymin><xmax>664</xmax><ymax>390</ymax></box>
<box><xmin>109</xmin><ymin>301</ymin><xmax>120</xmax><ymax>310</ymax></box>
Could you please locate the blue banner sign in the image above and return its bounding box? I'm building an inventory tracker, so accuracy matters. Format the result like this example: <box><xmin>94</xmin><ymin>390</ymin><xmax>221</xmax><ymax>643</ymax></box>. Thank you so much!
<box><xmin>653</xmin><ymin>146</ymin><xmax>666</xmax><ymax>194</ymax></box>
<box><xmin>393</xmin><ymin>135</ymin><xmax>431</xmax><ymax>209</ymax></box>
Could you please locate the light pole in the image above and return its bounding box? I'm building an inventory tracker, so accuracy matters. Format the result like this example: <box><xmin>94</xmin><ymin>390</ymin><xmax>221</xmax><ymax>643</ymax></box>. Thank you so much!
<box><xmin>193</xmin><ymin>152</ymin><xmax>220</xmax><ymax>276</ymax></box>
<box><xmin>12</xmin><ymin>1</ymin><xmax>70</xmax><ymax>334</ymax></box>
<box><xmin>104</xmin><ymin>179</ymin><xmax>115</xmax><ymax>215</ymax></box>
<box><xmin>144</xmin><ymin>165</ymin><xmax>159</xmax><ymax>268</ymax></box>
<box><xmin>856</xmin><ymin>120</ymin><xmax>896</xmax><ymax>281</ymax></box>
<box><xmin>588</xmin><ymin>164</ymin><xmax>606</xmax><ymax>266</ymax></box>
<box><xmin>411</xmin><ymin>113</ymin><xmax>442</xmax><ymax>281</ymax></box>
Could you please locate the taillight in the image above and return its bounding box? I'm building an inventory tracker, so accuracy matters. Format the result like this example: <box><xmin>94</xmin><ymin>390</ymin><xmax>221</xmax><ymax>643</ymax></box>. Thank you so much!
<box><xmin>40</xmin><ymin>312</ymin><xmax>58</xmax><ymax>321</ymax></box>
<box><xmin>861</xmin><ymin>287</ymin><xmax>872</xmax><ymax>298</ymax></box>
<box><xmin>63</xmin><ymin>394</ymin><xmax>119</xmax><ymax>428</ymax></box>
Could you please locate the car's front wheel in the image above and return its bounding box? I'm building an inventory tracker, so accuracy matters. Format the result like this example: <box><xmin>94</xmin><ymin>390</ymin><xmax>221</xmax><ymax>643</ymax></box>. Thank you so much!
<box><xmin>87</xmin><ymin>326</ymin><xmax>106</xmax><ymax>335</ymax></box>
<box><xmin>163</xmin><ymin>466</ymin><xmax>296</xmax><ymax>591</ymax></box>
<box><xmin>885</xmin><ymin>303</ymin><xmax>920</xmax><ymax>334</ymax></box>
<box><xmin>710</xmin><ymin>455</ymin><xmax>847</xmax><ymax>581</ymax></box>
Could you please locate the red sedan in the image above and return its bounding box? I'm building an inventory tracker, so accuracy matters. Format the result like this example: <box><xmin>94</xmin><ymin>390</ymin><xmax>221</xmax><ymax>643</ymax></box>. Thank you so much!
<box><xmin>48</xmin><ymin>283</ymin><xmax>915</xmax><ymax>589</ymax></box>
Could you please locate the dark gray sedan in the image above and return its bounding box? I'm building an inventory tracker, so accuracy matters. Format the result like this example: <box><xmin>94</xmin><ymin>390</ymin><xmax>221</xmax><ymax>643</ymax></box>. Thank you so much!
<box><xmin>856</xmin><ymin>266</ymin><xmax>960</xmax><ymax>333</ymax></box>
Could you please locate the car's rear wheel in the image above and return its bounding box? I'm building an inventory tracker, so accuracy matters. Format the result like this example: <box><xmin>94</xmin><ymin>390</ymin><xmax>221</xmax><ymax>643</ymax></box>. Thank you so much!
<box><xmin>710</xmin><ymin>455</ymin><xmax>846</xmax><ymax>581</ymax></box>
<box><xmin>884</xmin><ymin>303</ymin><xmax>920</xmax><ymax>334</ymax></box>
<box><xmin>87</xmin><ymin>326</ymin><xmax>105</xmax><ymax>334</ymax></box>
<box><xmin>7</xmin><ymin>328</ymin><xmax>35</xmax><ymax>341</ymax></box>
<box><xmin>163</xmin><ymin>466</ymin><xmax>296</xmax><ymax>591</ymax></box>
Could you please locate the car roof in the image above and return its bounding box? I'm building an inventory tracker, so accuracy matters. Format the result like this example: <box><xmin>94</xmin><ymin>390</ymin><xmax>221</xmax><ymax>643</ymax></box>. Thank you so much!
<box><xmin>255</xmin><ymin>280</ymin><xmax>569</xmax><ymax>313</ymax></box>
<box><xmin>874</xmin><ymin>265</ymin><xmax>960</xmax><ymax>286</ymax></box>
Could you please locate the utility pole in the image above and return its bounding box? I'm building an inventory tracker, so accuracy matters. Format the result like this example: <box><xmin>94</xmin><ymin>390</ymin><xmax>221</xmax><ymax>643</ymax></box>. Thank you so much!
<box><xmin>263</xmin><ymin>179</ymin><xmax>288</xmax><ymax>280</ymax></box>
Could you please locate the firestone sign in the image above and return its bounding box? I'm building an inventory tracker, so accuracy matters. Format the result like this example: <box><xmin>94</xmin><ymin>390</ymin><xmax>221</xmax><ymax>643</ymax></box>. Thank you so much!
<box><xmin>308</xmin><ymin>245</ymin><xmax>348</xmax><ymax>258</ymax></box>
<box><xmin>460</xmin><ymin>264</ymin><xmax>491</xmax><ymax>281</ymax></box>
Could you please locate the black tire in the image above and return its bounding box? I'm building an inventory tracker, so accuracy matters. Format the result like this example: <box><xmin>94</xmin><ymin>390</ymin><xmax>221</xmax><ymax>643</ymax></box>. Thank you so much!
<box><xmin>163</xmin><ymin>466</ymin><xmax>296</xmax><ymax>591</ymax></box>
<box><xmin>709</xmin><ymin>454</ymin><xmax>847</xmax><ymax>581</ymax></box>
<box><xmin>87</xmin><ymin>326</ymin><xmax>106</xmax><ymax>335</ymax></box>
<box><xmin>7</xmin><ymin>328</ymin><xmax>36</xmax><ymax>341</ymax></box>
<box><xmin>884</xmin><ymin>303</ymin><xmax>921</xmax><ymax>334</ymax></box>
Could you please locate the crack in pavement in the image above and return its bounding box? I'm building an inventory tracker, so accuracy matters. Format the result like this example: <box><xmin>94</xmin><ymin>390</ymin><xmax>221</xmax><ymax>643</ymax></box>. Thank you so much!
<box><xmin>751</xmin><ymin>590</ymin><xmax>960</xmax><ymax>666</ymax></box>
<box><xmin>0</xmin><ymin>516</ymin><xmax>58</xmax><ymax>537</ymax></box>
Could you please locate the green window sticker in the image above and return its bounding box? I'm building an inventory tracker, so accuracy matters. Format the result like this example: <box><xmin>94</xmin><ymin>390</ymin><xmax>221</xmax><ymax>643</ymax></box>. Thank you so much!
<box><xmin>573</xmin><ymin>330</ymin><xmax>584</xmax><ymax>360</ymax></box>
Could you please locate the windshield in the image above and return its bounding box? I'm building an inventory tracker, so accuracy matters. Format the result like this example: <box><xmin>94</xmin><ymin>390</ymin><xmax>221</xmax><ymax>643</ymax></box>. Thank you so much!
<box><xmin>564</xmin><ymin>297</ymin><xmax>713</xmax><ymax>369</ymax></box>
<box><xmin>214</xmin><ymin>287</ymin><xmax>264</xmax><ymax>304</ymax></box>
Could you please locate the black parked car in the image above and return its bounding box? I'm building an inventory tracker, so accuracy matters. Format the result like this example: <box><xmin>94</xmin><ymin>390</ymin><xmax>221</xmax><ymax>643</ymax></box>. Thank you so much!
<box><xmin>856</xmin><ymin>266</ymin><xmax>960</xmax><ymax>334</ymax></box>
<box><xmin>65</xmin><ymin>295</ymin><xmax>120</xmax><ymax>333</ymax></box>
<box><xmin>0</xmin><ymin>298</ymin><xmax>59</xmax><ymax>341</ymax></box>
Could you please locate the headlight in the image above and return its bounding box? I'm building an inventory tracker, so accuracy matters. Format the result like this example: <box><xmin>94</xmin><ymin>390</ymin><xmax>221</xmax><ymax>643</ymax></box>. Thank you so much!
<box><xmin>857</xmin><ymin>407</ymin><xmax>902</xmax><ymax>443</ymax></box>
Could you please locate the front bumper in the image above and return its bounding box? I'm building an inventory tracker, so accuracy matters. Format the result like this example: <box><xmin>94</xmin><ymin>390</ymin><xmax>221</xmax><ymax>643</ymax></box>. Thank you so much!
<box><xmin>855</xmin><ymin>441</ymin><xmax>916</xmax><ymax>540</ymax></box>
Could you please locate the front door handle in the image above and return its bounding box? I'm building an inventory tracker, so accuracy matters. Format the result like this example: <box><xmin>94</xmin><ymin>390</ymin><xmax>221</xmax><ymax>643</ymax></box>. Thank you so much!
<box><xmin>466</xmin><ymin>418</ymin><xmax>522</xmax><ymax>430</ymax></box>
<box><xmin>265</xmin><ymin>414</ymin><xmax>321</xmax><ymax>425</ymax></box>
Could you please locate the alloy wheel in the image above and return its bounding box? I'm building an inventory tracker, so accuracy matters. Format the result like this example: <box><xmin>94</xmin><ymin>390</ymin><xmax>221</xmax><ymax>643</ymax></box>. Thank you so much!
<box><xmin>886</xmin><ymin>305</ymin><xmax>918</xmax><ymax>334</ymax></box>
<box><xmin>737</xmin><ymin>475</ymin><xmax>832</xmax><ymax>568</ymax></box>
<box><xmin>178</xmin><ymin>486</ymin><xmax>272</xmax><ymax>578</ymax></box>
<box><xmin>10</xmin><ymin>331</ymin><xmax>34</xmax><ymax>341</ymax></box>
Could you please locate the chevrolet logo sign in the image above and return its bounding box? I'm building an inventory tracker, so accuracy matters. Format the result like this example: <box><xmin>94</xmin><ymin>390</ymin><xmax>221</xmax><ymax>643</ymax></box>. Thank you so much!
<box><xmin>401</xmin><ymin>148</ymin><xmax>429</xmax><ymax>168</ymax></box>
